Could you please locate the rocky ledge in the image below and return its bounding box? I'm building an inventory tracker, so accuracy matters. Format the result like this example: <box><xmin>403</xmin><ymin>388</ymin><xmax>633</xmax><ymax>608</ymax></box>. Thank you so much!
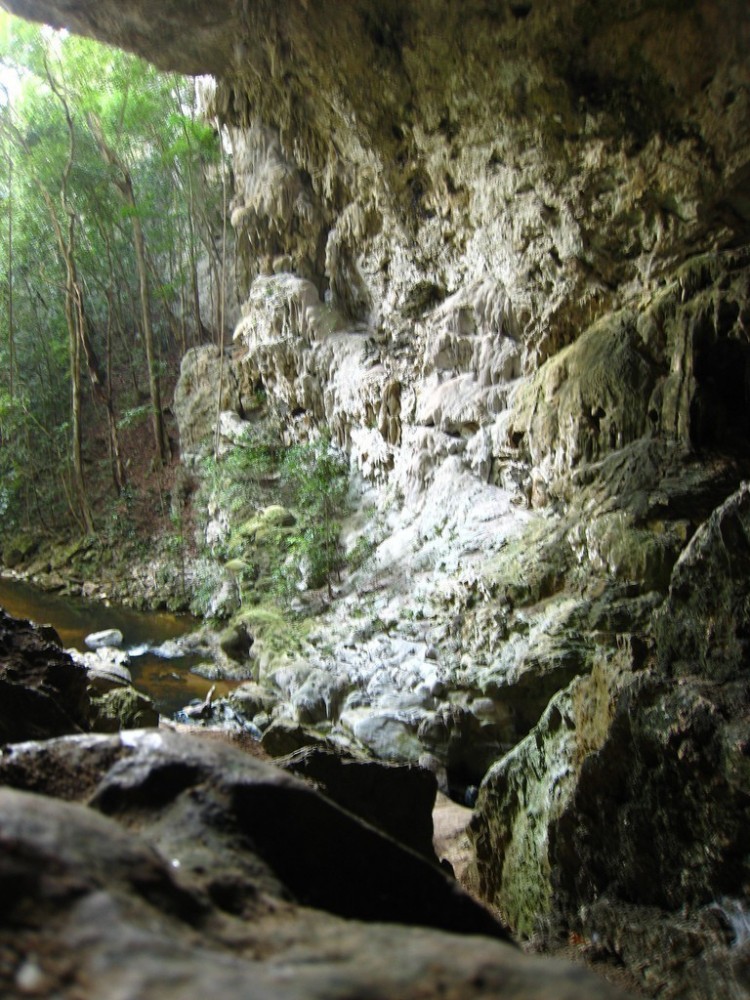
<box><xmin>0</xmin><ymin>726</ymin><xmax>635</xmax><ymax>999</ymax></box>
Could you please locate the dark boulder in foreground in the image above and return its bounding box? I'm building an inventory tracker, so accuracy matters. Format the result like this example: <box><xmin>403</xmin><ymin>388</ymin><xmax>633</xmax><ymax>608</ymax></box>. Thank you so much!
<box><xmin>0</xmin><ymin>608</ymin><xmax>90</xmax><ymax>743</ymax></box>
<box><xmin>0</xmin><ymin>728</ymin><xmax>633</xmax><ymax>999</ymax></box>
<box><xmin>279</xmin><ymin>742</ymin><xmax>439</xmax><ymax>860</ymax></box>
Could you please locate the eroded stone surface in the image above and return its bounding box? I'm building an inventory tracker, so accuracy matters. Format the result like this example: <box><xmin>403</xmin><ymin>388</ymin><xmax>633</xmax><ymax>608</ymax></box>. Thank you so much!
<box><xmin>470</xmin><ymin>484</ymin><xmax>750</xmax><ymax>998</ymax></box>
<box><xmin>0</xmin><ymin>729</ymin><xmax>634</xmax><ymax>999</ymax></box>
<box><xmin>0</xmin><ymin>609</ymin><xmax>90</xmax><ymax>743</ymax></box>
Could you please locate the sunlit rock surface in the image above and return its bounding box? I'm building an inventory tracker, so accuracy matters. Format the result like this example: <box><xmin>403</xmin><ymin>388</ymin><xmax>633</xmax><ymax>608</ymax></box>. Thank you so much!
<box><xmin>2</xmin><ymin>0</ymin><xmax>750</xmax><ymax>994</ymax></box>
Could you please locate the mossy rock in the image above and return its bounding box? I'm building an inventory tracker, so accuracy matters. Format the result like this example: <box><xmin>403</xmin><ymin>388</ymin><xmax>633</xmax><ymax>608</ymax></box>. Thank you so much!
<box><xmin>228</xmin><ymin>681</ymin><xmax>277</xmax><ymax>717</ymax></box>
<box><xmin>218</xmin><ymin>623</ymin><xmax>253</xmax><ymax>661</ymax></box>
<box><xmin>583</xmin><ymin>511</ymin><xmax>682</xmax><ymax>593</ymax></box>
<box><xmin>483</xmin><ymin>516</ymin><xmax>571</xmax><ymax>607</ymax></box>
<box><xmin>225</xmin><ymin>558</ymin><xmax>253</xmax><ymax>575</ymax></box>
<box><xmin>189</xmin><ymin>662</ymin><xmax>224</xmax><ymax>681</ymax></box>
<box><xmin>49</xmin><ymin>536</ymin><xmax>94</xmax><ymax>571</ymax></box>
<box><xmin>235</xmin><ymin>604</ymin><xmax>310</xmax><ymax>674</ymax></box>
<box><xmin>469</xmin><ymin>648</ymin><xmax>632</xmax><ymax>938</ymax></box>
<box><xmin>235</xmin><ymin>505</ymin><xmax>296</xmax><ymax>541</ymax></box>
<box><xmin>227</xmin><ymin>506</ymin><xmax>297</xmax><ymax>573</ymax></box>
<box><xmin>2</xmin><ymin>533</ymin><xmax>39</xmax><ymax>568</ymax></box>
<box><xmin>261</xmin><ymin>718</ymin><xmax>328</xmax><ymax>758</ymax></box>
<box><xmin>89</xmin><ymin>686</ymin><xmax>159</xmax><ymax>733</ymax></box>
<box><xmin>259</xmin><ymin>505</ymin><xmax>296</xmax><ymax>528</ymax></box>
<box><xmin>237</xmin><ymin>604</ymin><xmax>289</xmax><ymax>638</ymax></box>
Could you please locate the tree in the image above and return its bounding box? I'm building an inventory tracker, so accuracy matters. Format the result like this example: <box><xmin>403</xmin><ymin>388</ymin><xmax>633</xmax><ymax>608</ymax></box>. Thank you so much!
<box><xmin>0</xmin><ymin>14</ymin><xmax>222</xmax><ymax>534</ymax></box>
<box><xmin>0</xmin><ymin>29</ymin><xmax>96</xmax><ymax>529</ymax></box>
<box><xmin>88</xmin><ymin>111</ymin><xmax>167</xmax><ymax>466</ymax></box>
<box><xmin>1</xmin><ymin>94</ymin><xmax>14</xmax><ymax>405</ymax></box>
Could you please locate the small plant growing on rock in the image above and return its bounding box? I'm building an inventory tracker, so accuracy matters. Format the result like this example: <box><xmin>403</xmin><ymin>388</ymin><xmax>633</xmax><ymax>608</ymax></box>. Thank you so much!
<box><xmin>347</xmin><ymin>534</ymin><xmax>377</xmax><ymax>572</ymax></box>
<box><xmin>280</xmin><ymin>435</ymin><xmax>349</xmax><ymax>599</ymax></box>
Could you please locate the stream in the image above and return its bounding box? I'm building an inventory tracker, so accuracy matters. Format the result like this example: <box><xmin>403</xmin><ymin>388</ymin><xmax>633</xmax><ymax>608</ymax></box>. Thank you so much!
<box><xmin>0</xmin><ymin>575</ymin><xmax>235</xmax><ymax>716</ymax></box>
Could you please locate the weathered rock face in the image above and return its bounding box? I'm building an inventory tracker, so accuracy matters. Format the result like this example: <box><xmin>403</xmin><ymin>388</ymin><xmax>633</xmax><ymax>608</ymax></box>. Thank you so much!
<box><xmin>0</xmin><ymin>729</ymin><xmax>633</xmax><ymax>999</ymax></box>
<box><xmin>3</xmin><ymin>0</ymin><xmax>750</xmax><ymax>995</ymax></box>
<box><xmin>470</xmin><ymin>484</ymin><xmax>750</xmax><ymax>997</ymax></box>
<box><xmin>8</xmin><ymin>1</ymin><xmax>748</xmax><ymax>366</ymax></box>
<box><xmin>0</xmin><ymin>609</ymin><xmax>90</xmax><ymax>742</ymax></box>
<box><xmin>173</xmin><ymin>344</ymin><xmax>260</xmax><ymax>461</ymax></box>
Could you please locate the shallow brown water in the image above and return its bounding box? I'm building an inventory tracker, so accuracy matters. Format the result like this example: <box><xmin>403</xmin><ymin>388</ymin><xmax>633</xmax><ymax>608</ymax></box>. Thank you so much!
<box><xmin>0</xmin><ymin>575</ymin><xmax>237</xmax><ymax>716</ymax></box>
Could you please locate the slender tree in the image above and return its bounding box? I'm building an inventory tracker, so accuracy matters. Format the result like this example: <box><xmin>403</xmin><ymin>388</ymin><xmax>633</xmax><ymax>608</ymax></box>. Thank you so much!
<box><xmin>88</xmin><ymin>112</ymin><xmax>167</xmax><ymax>466</ymax></box>
<box><xmin>0</xmin><ymin>14</ymin><xmax>222</xmax><ymax>531</ymax></box>
<box><xmin>3</xmin><ymin>100</ymin><xmax>13</xmax><ymax>403</ymax></box>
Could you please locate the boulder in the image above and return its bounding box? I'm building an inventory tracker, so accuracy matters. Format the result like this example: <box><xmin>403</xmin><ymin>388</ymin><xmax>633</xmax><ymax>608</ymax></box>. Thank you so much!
<box><xmin>84</xmin><ymin>663</ymin><xmax>133</xmax><ymax>694</ymax></box>
<box><xmin>470</xmin><ymin>486</ymin><xmax>750</xmax><ymax>998</ymax></box>
<box><xmin>290</xmin><ymin>668</ymin><xmax>351</xmax><ymax>724</ymax></box>
<box><xmin>85</xmin><ymin>628</ymin><xmax>124</xmax><ymax>650</ymax></box>
<box><xmin>0</xmin><ymin>609</ymin><xmax>90</xmax><ymax>743</ymax></box>
<box><xmin>0</xmin><ymin>729</ymin><xmax>632</xmax><ymax>999</ymax></box>
<box><xmin>340</xmin><ymin>706</ymin><xmax>424</xmax><ymax>762</ymax></box>
<box><xmin>227</xmin><ymin>681</ymin><xmax>277</xmax><ymax>718</ymax></box>
<box><xmin>280</xmin><ymin>743</ymin><xmax>438</xmax><ymax>859</ymax></box>
<box><xmin>89</xmin><ymin>687</ymin><xmax>159</xmax><ymax>732</ymax></box>
<box><xmin>654</xmin><ymin>481</ymin><xmax>750</xmax><ymax>683</ymax></box>
<box><xmin>2</xmin><ymin>533</ymin><xmax>38</xmax><ymax>568</ymax></box>
<box><xmin>260</xmin><ymin>717</ymin><xmax>326</xmax><ymax>757</ymax></box>
<box><xmin>417</xmin><ymin>703</ymin><xmax>507</xmax><ymax>795</ymax></box>
<box><xmin>218</xmin><ymin>623</ymin><xmax>253</xmax><ymax>662</ymax></box>
<box><xmin>68</xmin><ymin>647</ymin><xmax>133</xmax><ymax>693</ymax></box>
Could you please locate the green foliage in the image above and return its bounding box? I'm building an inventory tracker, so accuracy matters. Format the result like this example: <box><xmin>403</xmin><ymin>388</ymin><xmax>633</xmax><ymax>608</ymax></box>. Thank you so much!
<box><xmin>118</xmin><ymin>404</ymin><xmax>151</xmax><ymax>430</ymax></box>
<box><xmin>101</xmin><ymin>485</ymin><xmax>139</xmax><ymax>547</ymax></box>
<box><xmin>279</xmin><ymin>436</ymin><xmax>350</xmax><ymax>597</ymax></box>
<box><xmin>0</xmin><ymin>383</ymin><xmax>70</xmax><ymax>532</ymax></box>
<box><xmin>198</xmin><ymin>437</ymin><xmax>280</xmax><ymax>527</ymax></box>
<box><xmin>346</xmin><ymin>533</ymin><xmax>376</xmax><ymax>572</ymax></box>
<box><xmin>194</xmin><ymin>431</ymin><xmax>352</xmax><ymax>608</ymax></box>
<box><xmin>0</xmin><ymin>13</ymin><xmax>224</xmax><ymax>537</ymax></box>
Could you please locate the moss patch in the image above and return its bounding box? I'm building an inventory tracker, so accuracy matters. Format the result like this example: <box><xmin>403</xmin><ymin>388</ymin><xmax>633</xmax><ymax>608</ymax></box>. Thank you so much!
<box><xmin>235</xmin><ymin>603</ymin><xmax>311</xmax><ymax>676</ymax></box>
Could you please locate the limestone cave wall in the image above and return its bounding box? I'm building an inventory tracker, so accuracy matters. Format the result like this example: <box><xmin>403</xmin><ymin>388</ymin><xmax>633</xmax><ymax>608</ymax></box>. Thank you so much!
<box><xmin>4</xmin><ymin>0</ymin><xmax>750</xmax><ymax>995</ymax></box>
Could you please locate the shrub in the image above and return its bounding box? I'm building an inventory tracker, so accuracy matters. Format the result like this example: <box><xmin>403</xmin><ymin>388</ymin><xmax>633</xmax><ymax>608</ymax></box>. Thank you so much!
<box><xmin>280</xmin><ymin>435</ymin><xmax>349</xmax><ymax>598</ymax></box>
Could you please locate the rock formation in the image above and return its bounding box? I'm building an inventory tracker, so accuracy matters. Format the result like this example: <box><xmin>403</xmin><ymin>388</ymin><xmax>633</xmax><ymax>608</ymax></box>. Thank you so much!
<box><xmin>2</xmin><ymin>0</ymin><xmax>750</xmax><ymax>995</ymax></box>
<box><xmin>0</xmin><ymin>610</ymin><xmax>159</xmax><ymax>740</ymax></box>
<box><xmin>0</xmin><ymin>609</ymin><xmax>90</xmax><ymax>742</ymax></box>
<box><xmin>0</xmin><ymin>727</ymin><xmax>634</xmax><ymax>999</ymax></box>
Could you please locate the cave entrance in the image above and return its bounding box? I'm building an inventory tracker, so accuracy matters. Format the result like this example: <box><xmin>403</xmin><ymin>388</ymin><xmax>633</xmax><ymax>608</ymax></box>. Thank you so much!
<box><xmin>690</xmin><ymin>316</ymin><xmax>750</xmax><ymax>456</ymax></box>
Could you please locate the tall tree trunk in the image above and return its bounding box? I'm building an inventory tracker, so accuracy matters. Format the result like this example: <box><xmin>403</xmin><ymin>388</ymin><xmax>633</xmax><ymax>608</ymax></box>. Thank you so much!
<box><xmin>88</xmin><ymin>113</ymin><xmax>168</xmax><ymax>466</ymax></box>
<box><xmin>42</xmin><ymin>60</ymin><xmax>95</xmax><ymax>531</ymax></box>
<box><xmin>182</xmin><ymin>133</ymin><xmax>205</xmax><ymax>345</ymax></box>
<box><xmin>16</xmin><ymin>63</ymin><xmax>99</xmax><ymax>533</ymax></box>
<box><xmin>7</xmin><ymin>136</ymin><xmax>14</xmax><ymax>402</ymax></box>
<box><xmin>132</xmin><ymin>200</ymin><xmax>167</xmax><ymax>465</ymax></box>
<box><xmin>64</xmin><ymin>257</ymin><xmax>94</xmax><ymax>533</ymax></box>
<box><xmin>214</xmin><ymin>120</ymin><xmax>228</xmax><ymax>459</ymax></box>
<box><xmin>91</xmin><ymin>223</ymin><xmax>127</xmax><ymax>494</ymax></box>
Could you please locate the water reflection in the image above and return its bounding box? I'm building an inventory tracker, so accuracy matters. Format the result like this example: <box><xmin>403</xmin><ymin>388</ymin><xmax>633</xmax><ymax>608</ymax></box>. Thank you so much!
<box><xmin>0</xmin><ymin>575</ymin><xmax>237</xmax><ymax>716</ymax></box>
